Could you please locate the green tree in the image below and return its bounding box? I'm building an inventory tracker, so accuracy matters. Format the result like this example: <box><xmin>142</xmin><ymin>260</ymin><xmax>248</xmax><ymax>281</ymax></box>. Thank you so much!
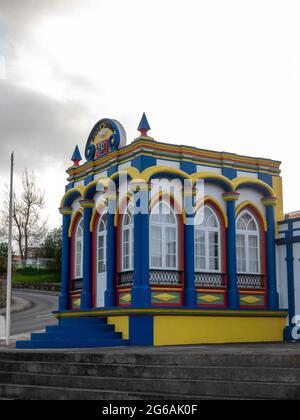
<box><xmin>1</xmin><ymin>169</ymin><xmax>47</xmax><ymax>261</ymax></box>
<box><xmin>39</xmin><ymin>228</ymin><xmax>62</xmax><ymax>272</ymax></box>
<box><xmin>0</xmin><ymin>243</ymin><xmax>8</xmax><ymax>275</ymax></box>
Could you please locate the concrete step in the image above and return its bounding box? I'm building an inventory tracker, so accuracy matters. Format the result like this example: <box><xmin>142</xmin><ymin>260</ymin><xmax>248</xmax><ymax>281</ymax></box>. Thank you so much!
<box><xmin>0</xmin><ymin>383</ymin><xmax>205</xmax><ymax>400</ymax></box>
<box><xmin>0</xmin><ymin>371</ymin><xmax>300</xmax><ymax>399</ymax></box>
<box><xmin>1</xmin><ymin>350</ymin><xmax>300</xmax><ymax>368</ymax></box>
<box><xmin>0</xmin><ymin>360</ymin><xmax>299</xmax><ymax>384</ymax></box>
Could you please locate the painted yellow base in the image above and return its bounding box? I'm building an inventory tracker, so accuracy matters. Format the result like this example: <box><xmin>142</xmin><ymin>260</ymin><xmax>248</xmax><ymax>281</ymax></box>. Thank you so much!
<box><xmin>108</xmin><ymin>316</ymin><xmax>129</xmax><ymax>340</ymax></box>
<box><xmin>153</xmin><ymin>315</ymin><xmax>286</xmax><ymax>346</ymax></box>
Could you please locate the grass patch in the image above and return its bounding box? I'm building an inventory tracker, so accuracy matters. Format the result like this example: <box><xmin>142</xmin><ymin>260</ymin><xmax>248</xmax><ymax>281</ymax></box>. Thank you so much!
<box><xmin>13</xmin><ymin>271</ymin><xmax>61</xmax><ymax>284</ymax></box>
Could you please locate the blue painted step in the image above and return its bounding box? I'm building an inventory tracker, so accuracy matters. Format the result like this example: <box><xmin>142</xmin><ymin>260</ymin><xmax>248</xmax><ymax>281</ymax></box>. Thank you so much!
<box><xmin>16</xmin><ymin>339</ymin><xmax>129</xmax><ymax>349</ymax></box>
<box><xmin>59</xmin><ymin>317</ymin><xmax>107</xmax><ymax>326</ymax></box>
<box><xmin>31</xmin><ymin>331</ymin><xmax>123</xmax><ymax>340</ymax></box>
<box><xmin>46</xmin><ymin>324</ymin><xmax>115</xmax><ymax>333</ymax></box>
<box><xmin>16</xmin><ymin>317</ymin><xmax>129</xmax><ymax>349</ymax></box>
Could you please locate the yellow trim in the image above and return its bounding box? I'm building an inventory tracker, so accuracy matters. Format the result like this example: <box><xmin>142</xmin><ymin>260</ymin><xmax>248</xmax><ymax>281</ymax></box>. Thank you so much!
<box><xmin>107</xmin><ymin>316</ymin><xmax>129</xmax><ymax>340</ymax></box>
<box><xmin>113</xmin><ymin>192</ymin><xmax>134</xmax><ymax>227</ymax></box>
<box><xmin>149</xmin><ymin>191</ymin><xmax>186</xmax><ymax>224</ymax></box>
<box><xmin>239</xmin><ymin>290</ymin><xmax>266</xmax><ymax>295</ymax></box>
<box><xmin>79</xmin><ymin>199</ymin><xmax>94</xmax><ymax>209</ymax></box>
<box><xmin>110</xmin><ymin>167</ymin><xmax>141</xmax><ymax>182</ymax></box>
<box><xmin>59</xmin><ymin>207</ymin><xmax>73</xmax><ymax>216</ymax></box>
<box><xmin>153</xmin><ymin>315</ymin><xmax>286</xmax><ymax>345</ymax></box>
<box><xmin>192</xmin><ymin>172</ymin><xmax>234</xmax><ymax>191</ymax></box>
<box><xmin>261</xmin><ymin>197</ymin><xmax>278</xmax><ymax>207</ymax></box>
<box><xmin>196</xmin><ymin>288</ymin><xmax>225</xmax><ymax>293</ymax></box>
<box><xmin>67</xmin><ymin>140</ymin><xmax>281</xmax><ymax>179</ymax></box>
<box><xmin>60</xmin><ymin>186</ymin><xmax>85</xmax><ymax>208</ymax></box>
<box><xmin>194</xmin><ymin>196</ymin><xmax>228</xmax><ymax>227</ymax></box>
<box><xmin>141</xmin><ymin>166</ymin><xmax>192</xmax><ymax>182</ymax></box>
<box><xmin>233</xmin><ymin>177</ymin><xmax>276</xmax><ymax>197</ymax></box>
<box><xmin>223</xmin><ymin>192</ymin><xmax>240</xmax><ymax>202</ymax></box>
<box><xmin>272</xmin><ymin>175</ymin><xmax>284</xmax><ymax>226</ymax></box>
<box><xmin>83</xmin><ymin>178</ymin><xmax>108</xmax><ymax>200</ymax></box>
<box><xmin>90</xmin><ymin>207</ymin><xmax>106</xmax><ymax>232</ymax></box>
<box><xmin>68</xmin><ymin>209</ymin><xmax>83</xmax><ymax>237</ymax></box>
<box><xmin>236</xmin><ymin>200</ymin><xmax>267</xmax><ymax>231</ymax></box>
<box><xmin>56</xmin><ymin>307</ymin><xmax>287</xmax><ymax>318</ymax></box>
<box><xmin>128</xmin><ymin>178</ymin><xmax>149</xmax><ymax>192</ymax></box>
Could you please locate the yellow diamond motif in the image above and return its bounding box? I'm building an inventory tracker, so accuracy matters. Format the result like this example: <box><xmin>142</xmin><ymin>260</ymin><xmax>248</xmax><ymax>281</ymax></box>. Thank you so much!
<box><xmin>154</xmin><ymin>293</ymin><xmax>176</xmax><ymax>302</ymax></box>
<box><xmin>199</xmin><ymin>295</ymin><xmax>221</xmax><ymax>303</ymax></box>
<box><xmin>241</xmin><ymin>296</ymin><xmax>262</xmax><ymax>304</ymax></box>
<box><xmin>120</xmin><ymin>294</ymin><xmax>131</xmax><ymax>302</ymax></box>
<box><xmin>73</xmin><ymin>299</ymin><xmax>80</xmax><ymax>307</ymax></box>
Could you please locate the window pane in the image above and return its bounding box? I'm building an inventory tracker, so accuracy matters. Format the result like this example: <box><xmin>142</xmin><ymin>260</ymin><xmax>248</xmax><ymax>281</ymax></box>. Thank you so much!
<box><xmin>209</xmin><ymin>257</ymin><xmax>219</xmax><ymax>271</ymax></box>
<box><xmin>236</xmin><ymin>234</ymin><xmax>246</xmax><ymax>273</ymax></box>
<box><xmin>166</xmin><ymin>254</ymin><xmax>176</xmax><ymax>268</ymax></box>
<box><xmin>195</xmin><ymin>228</ymin><xmax>205</xmax><ymax>270</ymax></box>
<box><xmin>151</xmin><ymin>226</ymin><xmax>162</xmax><ymax>267</ymax></box>
<box><xmin>248</xmin><ymin>234</ymin><xmax>259</xmax><ymax>273</ymax></box>
<box><xmin>166</xmin><ymin>227</ymin><xmax>177</xmax><ymax>268</ymax></box>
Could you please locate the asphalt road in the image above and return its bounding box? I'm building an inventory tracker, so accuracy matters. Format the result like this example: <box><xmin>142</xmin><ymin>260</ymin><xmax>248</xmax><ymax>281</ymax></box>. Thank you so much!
<box><xmin>11</xmin><ymin>289</ymin><xmax>58</xmax><ymax>336</ymax></box>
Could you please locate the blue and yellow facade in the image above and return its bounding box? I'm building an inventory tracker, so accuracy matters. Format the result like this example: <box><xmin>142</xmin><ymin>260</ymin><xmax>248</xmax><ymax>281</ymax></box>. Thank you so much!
<box><xmin>17</xmin><ymin>115</ymin><xmax>292</xmax><ymax>349</ymax></box>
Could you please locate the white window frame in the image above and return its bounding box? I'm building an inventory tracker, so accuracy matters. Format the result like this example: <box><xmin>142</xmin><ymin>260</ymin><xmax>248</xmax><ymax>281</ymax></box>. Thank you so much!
<box><xmin>97</xmin><ymin>212</ymin><xmax>107</xmax><ymax>275</ymax></box>
<box><xmin>194</xmin><ymin>205</ymin><xmax>221</xmax><ymax>273</ymax></box>
<box><xmin>121</xmin><ymin>203</ymin><xmax>134</xmax><ymax>272</ymax></box>
<box><xmin>150</xmin><ymin>200</ymin><xmax>179</xmax><ymax>270</ymax></box>
<box><xmin>74</xmin><ymin>218</ymin><xmax>84</xmax><ymax>279</ymax></box>
<box><xmin>236</xmin><ymin>210</ymin><xmax>262</xmax><ymax>275</ymax></box>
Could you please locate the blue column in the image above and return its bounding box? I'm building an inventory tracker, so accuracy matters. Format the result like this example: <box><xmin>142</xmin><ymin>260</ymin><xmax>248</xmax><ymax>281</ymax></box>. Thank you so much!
<box><xmin>263</xmin><ymin>199</ymin><xmax>279</xmax><ymax>310</ymax></box>
<box><xmin>131</xmin><ymin>186</ymin><xmax>151</xmax><ymax>307</ymax></box>
<box><xmin>105</xmin><ymin>211</ymin><xmax>116</xmax><ymax>307</ymax></box>
<box><xmin>223</xmin><ymin>193</ymin><xmax>240</xmax><ymax>309</ymax></box>
<box><xmin>59</xmin><ymin>208</ymin><xmax>72</xmax><ymax>311</ymax></box>
<box><xmin>184</xmin><ymin>220</ymin><xmax>197</xmax><ymax>306</ymax></box>
<box><xmin>284</xmin><ymin>224</ymin><xmax>297</xmax><ymax>340</ymax></box>
<box><xmin>80</xmin><ymin>200</ymin><xmax>94</xmax><ymax>310</ymax></box>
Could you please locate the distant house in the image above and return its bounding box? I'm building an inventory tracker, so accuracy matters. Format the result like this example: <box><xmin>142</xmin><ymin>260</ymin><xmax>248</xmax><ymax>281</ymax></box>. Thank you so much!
<box><xmin>286</xmin><ymin>210</ymin><xmax>300</xmax><ymax>219</ymax></box>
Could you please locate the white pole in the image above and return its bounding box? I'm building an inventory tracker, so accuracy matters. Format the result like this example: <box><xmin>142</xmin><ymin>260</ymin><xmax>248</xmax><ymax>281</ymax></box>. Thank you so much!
<box><xmin>5</xmin><ymin>152</ymin><xmax>14</xmax><ymax>346</ymax></box>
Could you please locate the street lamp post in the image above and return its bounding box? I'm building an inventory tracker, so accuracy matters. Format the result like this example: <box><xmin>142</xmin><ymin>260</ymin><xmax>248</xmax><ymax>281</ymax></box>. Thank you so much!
<box><xmin>6</xmin><ymin>152</ymin><xmax>14</xmax><ymax>346</ymax></box>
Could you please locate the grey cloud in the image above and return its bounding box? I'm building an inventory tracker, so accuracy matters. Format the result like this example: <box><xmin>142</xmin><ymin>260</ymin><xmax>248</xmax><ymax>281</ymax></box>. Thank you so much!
<box><xmin>0</xmin><ymin>0</ymin><xmax>88</xmax><ymax>56</ymax></box>
<box><xmin>0</xmin><ymin>80</ymin><xmax>91</xmax><ymax>172</ymax></box>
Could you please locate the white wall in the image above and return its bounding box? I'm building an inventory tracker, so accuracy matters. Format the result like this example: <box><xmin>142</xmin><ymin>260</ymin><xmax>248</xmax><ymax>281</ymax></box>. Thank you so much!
<box><xmin>293</xmin><ymin>242</ymin><xmax>300</xmax><ymax>317</ymax></box>
<box><xmin>276</xmin><ymin>243</ymin><xmax>289</xmax><ymax>310</ymax></box>
<box><xmin>203</xmin><ymin>184</ymin><xmax>226</xmax><ymax>213</ymax></box>
<box><xmin>236</xmin><ymin>187</ymin><xmax>265</xmax><ymax>216</ymax></box>
<box><xmin>71</xmin><ymin>198</ymin><xmax>81</xmax><ymax>213</ymax></box>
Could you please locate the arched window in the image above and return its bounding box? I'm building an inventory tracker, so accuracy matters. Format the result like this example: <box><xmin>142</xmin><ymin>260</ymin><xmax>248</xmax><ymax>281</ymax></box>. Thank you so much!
<box><xmin>150</xmin><ymin>200</ymin><xmax>179</xmax><ymax>270</ymax></box>
<box><xmin>121</xmin><ymin>202</ymin><xmax>134</xmax><ymax>271</ymax></box>
<box><xmin>236</xmin><ymin>210</ymin><xmax>261</xmax><ymax>274</ymax></box>
<box><xmin>97</xmin><ymin>213</ymin><xmax>107</xmax><ymax>275</ymax></box>
<box><xmin>194</xmin><ymin>205</ymin><xmax>221</xmax><ymax>272</ymax></box>
<box><xmin>74</xmin><ymin>218</ymin><xmax>83</xmax><ymax>279</ymax></box>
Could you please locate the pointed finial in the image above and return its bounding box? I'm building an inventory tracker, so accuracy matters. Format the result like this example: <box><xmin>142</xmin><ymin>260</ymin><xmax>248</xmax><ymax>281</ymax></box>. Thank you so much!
<box><xmin>71</xmin><ymin>145</ymin><xmax>82</xmax><ymax>166</ymax></box>
<box><xmin>138</xmin><ymin>113</ymin><xmax>151</xmax><ymax>137</ymax></box>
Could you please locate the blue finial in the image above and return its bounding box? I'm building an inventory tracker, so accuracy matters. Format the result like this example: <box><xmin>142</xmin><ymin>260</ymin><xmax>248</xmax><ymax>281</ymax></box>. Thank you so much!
<box><xmin>138</xmin><ymin>113</ymin><xmax>151</xmax><ymax>136</ymax></box>
<box><xmin>71</xmin><ymin>145</ymin><xmax>82</xmax><ymax>166</ymax></box>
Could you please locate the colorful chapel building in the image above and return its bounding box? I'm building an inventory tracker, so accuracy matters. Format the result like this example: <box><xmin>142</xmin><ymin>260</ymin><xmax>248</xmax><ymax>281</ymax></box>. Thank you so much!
<box><xmin>17</xmin><ymin>115</ymin><xmax>300</xmax><ymax>348</ymax></box>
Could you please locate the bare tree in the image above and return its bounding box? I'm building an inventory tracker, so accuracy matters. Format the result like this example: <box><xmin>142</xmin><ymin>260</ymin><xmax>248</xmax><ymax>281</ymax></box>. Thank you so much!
<box><xmin>1</xmin><ymin>169</ymin><xmax>47</xmax><ymax>261</ymax></box>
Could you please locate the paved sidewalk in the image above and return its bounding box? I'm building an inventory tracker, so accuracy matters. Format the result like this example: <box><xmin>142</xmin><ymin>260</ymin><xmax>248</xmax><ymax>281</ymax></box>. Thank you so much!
<box><xmin>0</xmin><ymin>341</ymin><xmax>299</xmax><ymax>354</ymax></box>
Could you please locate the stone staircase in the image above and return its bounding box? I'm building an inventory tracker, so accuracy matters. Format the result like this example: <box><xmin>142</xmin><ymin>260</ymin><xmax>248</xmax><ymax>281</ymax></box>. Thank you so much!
<box><xmin>0</xmin><ymin>345</ymin><xmax>300</xmax><ymax>399</ymax></box>
<box><xmin>16</xmin><ymin>317</ymin><xmax>129</xmax><ymax>349</ymax></box>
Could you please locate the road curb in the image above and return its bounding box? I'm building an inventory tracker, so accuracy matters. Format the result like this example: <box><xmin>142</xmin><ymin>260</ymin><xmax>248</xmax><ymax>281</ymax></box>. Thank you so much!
<box><xmin>0</xmin><ymin>295</ymin><xmax>32</xmax><ymax>316</ymax></box>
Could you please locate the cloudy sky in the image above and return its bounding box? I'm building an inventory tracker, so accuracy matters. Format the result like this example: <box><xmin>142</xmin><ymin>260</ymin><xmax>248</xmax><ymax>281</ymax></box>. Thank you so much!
<box><xmin>0</xmin><ymin>0</ymin><xmax>300</xmax><ymax>228</ymax></box>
